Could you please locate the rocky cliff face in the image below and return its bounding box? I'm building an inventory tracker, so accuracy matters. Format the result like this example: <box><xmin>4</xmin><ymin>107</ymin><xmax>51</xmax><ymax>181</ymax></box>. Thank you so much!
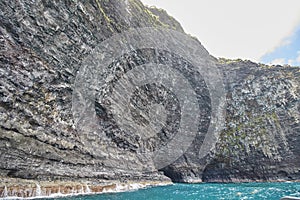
<box><xmin>164</xmin><ymin>59</ymin><xmax>300</xmax><ymax>182</ymax></box>
<box><xmin>0</xmin><ymin>0</ymin><xmax>181</xmax><ymax>192</ymax></box>
<box><xmin>205</xmin><ymin>60</ymin><xmax>300</xmax><ymax>182</ymax></box>
<box><xmin>0</xmin><ymin>0</ymin><xmax>299</xmax><ymax>198</ymax></box>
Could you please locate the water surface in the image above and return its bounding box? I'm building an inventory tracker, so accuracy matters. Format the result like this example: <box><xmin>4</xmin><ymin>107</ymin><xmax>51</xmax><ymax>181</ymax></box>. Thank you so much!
<box><xmin>41</xmin><ymin>182</ymin><xmax>300</xmax><ymax>200</ymax></box>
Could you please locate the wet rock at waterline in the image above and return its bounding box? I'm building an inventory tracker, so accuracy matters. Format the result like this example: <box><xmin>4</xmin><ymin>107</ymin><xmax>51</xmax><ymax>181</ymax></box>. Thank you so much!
<box><xmin>0</xmin><ymin>0</ymin><xmax>300</xmax><ymax>198</ymax></box>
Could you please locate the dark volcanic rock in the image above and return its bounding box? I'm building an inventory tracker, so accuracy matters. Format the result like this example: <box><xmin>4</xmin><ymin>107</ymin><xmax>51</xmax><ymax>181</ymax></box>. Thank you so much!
<box><xmin>0</xmin><ymin>0</ymin><xmax>184</xmax><ymax>183</ymax></box>
<box><xmin>203</xmin><ymin>60</ymin><xmax>300</xmax><ymax>182</ymax></box>
<box><xmin>0</xmin><ymin>0</ymin><xmax>299</xmax><ymax>194</ymax></box>
<box><xmin>165</xmin><ymin>60</ymin><xmax>300</xmax><ymax>183</ymax></box>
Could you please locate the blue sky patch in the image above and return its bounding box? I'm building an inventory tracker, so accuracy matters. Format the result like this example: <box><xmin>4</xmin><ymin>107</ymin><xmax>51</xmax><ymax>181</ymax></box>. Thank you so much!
<box><xmin>260</xmin><ymin>25</ymin><xmax>300</xmax><ymax>66</ymax></box>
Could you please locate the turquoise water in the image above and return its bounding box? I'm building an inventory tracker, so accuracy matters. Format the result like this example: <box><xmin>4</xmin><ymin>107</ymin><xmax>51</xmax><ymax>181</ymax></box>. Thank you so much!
<box><xmin>42</xmin><ymin>182</ymin><xmax>300</xmax><ymax>200</ymax></box>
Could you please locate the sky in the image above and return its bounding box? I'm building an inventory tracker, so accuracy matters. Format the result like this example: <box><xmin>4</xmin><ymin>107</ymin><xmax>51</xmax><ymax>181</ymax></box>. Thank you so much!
<box><xmin>140</xmin><ymin>0</ymin><xmax>300</xmax><ymax>66</ymax></box>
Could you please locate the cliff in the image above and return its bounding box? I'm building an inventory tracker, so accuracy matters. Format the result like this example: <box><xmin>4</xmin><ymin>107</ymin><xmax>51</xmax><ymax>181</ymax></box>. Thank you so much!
<box><xmin>163</xmin><ymin>59</ymin><xmax>300</xmax><ymax>182</ymax></box>
<box><xmin>0</xmin><ymin>0</ymin><xmax>299</xmax><ymax>198</ymax></box>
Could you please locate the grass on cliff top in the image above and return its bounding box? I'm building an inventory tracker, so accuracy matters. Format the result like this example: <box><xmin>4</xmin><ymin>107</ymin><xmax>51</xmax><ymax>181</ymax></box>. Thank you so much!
<box><xmin>218</xmin><ymin>57</ymin><xmax>299</xmax><ymax>68</ymax></box>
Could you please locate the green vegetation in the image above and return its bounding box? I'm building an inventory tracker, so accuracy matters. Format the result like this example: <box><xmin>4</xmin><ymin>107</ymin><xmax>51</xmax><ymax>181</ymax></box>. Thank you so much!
<box><xmin>95</xmin><ymin>0</ymin><xmax>114</xmax><ymax>32</ymax></box>
<box><xmin>217</xmin><ymin>112</ymin><xmax>282</xmax><ymax>160</ymax></box>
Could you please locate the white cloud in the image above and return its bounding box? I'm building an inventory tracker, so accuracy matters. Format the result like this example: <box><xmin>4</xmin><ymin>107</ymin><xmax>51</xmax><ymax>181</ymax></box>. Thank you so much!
<box><xmin>284</xmin><ymin>51</ymin><xmax>300</xmax><ymax>66</ymax></box>
<box><xmin>263</xmin><ymin>38</ymin><xmax>293</xmax><ymax>57</ymax></box>
<box><xmin>280</xmin><ymin>39</ymin><xmax>292</xmax><ymax>47</ymax></box>
<box><xmin>288</xmin><ymin>59</ymin><xmax>294</xmax><ymax>65</ymax></box>
<box><xmin>297</xmin><ymin>51</ymin><xmax>300</xmax><ymax>63</ymax></box>
<box><xmin>141</xmin><ymin>0</ymin><xmax>300</xmax><ymax>61</ymax></box>
<box><xmin>270</xmin><ymin>58</ymin><xmax>285</xmax><ymax>65</ymax></box>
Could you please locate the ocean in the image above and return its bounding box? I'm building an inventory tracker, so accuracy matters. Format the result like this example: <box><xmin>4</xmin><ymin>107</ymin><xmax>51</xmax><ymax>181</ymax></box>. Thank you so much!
<box><xmin>39</xmin><ymin>182</ymin><xmax>300</xmax><ymax>200</ymax></box>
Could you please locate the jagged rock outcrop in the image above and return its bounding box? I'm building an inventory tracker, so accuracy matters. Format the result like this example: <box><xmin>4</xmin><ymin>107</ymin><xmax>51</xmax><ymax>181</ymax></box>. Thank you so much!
<box><xmin>1</xmin><ymin>0</ymin><xmax>181</xmax><ymax>196</ymax></box>
<box><xmin>0</xmin><ymin>0</ymin><xmax>299</xmax><ymax>197</ymax></box>
<box><xmin>204</xmin><ymin>60</ymin><xmax>300</xmax><ymax>182</ymax></box>
<box><xmin>163</xmin><ymin>59</ymin><xmax>300</xmax><ymax>182</ymax></box>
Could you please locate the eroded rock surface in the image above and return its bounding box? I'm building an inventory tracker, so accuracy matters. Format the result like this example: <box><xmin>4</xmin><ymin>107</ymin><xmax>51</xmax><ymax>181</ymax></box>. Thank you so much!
<box><xmin>164</xmin><ymin>60</ymin><xmax>300</xmax><ymax>182</ymax></box>
<box><xmin>0</xmin><ymin>0</ymin><xmax>183</xmax><ymax>183</ymax></box>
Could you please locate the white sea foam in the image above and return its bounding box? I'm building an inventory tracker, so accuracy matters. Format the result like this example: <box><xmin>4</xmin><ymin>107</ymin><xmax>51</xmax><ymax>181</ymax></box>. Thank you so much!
<box><xmin>85</xmin><ymin>184</ymin><xmax>91</xmax><ymax>193</ymax></box>
<box><xmin>0</xmin><ymin>182</ymin><xmax>172</xmax><ymax>200</ymax></box>
<box><xmin>35</xmin><ymin>184</ymin><xmax>41</xmax><ymax>197</ymax></box>
<box><xmin>2</xmin><ymin>186</ymin><xmax>7</xmax><ymax>198</ymax></box>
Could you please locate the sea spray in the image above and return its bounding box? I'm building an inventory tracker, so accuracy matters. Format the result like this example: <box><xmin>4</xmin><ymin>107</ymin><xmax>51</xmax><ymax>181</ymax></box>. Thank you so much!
<box><xmin>85</xmin><ymin>184</ymin><xmax>91</xmax><ymax>193</ymax></box>
<box><xmin>35</xmin><ymin>183</ymin><xmax>41</xmax><ymax>196</ymax></box>
<box><xmin>0</xmin><ymin>181</ymin><xmax>172</xmax><ymax>199</ymax></box>
<box><xmin>2</xmin><ymin>186</ymin><xmax>7</xmax><ymax>197</ymax></box>
<box><xmin>80</xmin><ymin>185</ymin><xmax>84</xmax><ymax>194</ymax></box>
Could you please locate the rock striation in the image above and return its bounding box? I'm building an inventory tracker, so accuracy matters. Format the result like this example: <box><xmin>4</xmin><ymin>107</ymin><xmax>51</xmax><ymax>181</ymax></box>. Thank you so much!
<box><xmin>164</xmin><ymin>59</ymin><xmax>300</xmax><ymax>182</ymax></box>
<box><xmin>0</xmin><ymin>0</ymin><xmax>299</xmax><ymax>198</ymax></box>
